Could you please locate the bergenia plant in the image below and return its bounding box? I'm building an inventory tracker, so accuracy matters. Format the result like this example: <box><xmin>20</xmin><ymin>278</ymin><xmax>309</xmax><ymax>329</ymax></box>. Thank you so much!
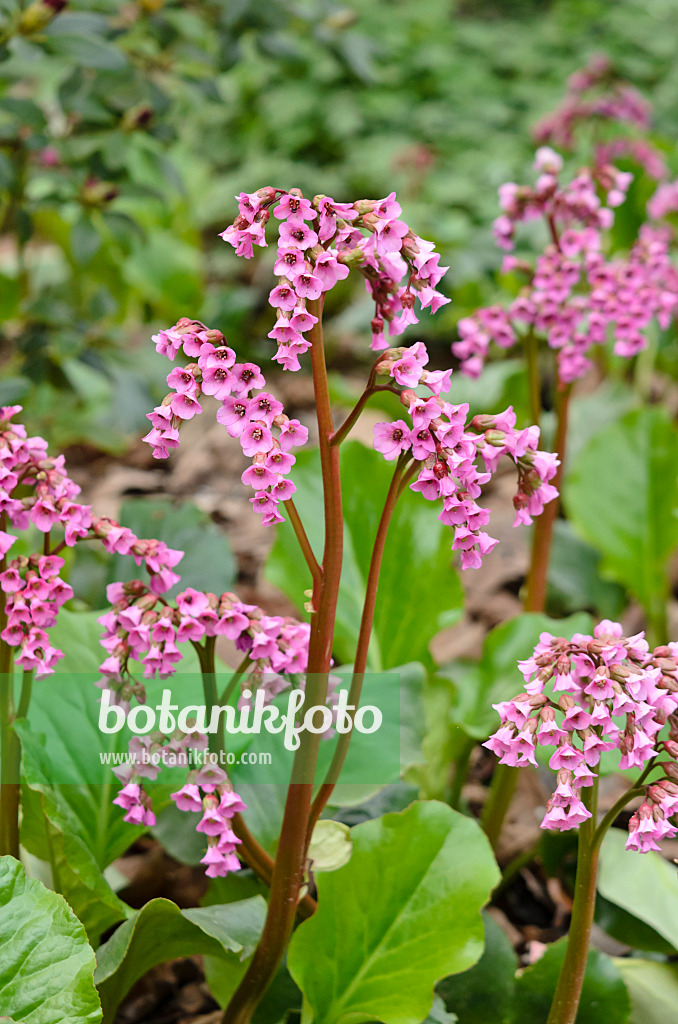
<box><xmin>485</xmin><ymin>620</ymin><xmax>678</xmax><ymax>1024</ymax></box>
<box><xmin>99</xmin><ymin>186</ymin><xmax>559</xmax><ymax>1021</ymax></box>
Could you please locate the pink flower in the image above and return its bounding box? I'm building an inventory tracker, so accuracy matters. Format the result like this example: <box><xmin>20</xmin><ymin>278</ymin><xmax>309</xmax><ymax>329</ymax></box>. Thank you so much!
<box><xmin>373</xmin><ymin>421</ymin><xmax>412</xmax><ymax>461</ymax></box>
<box><xmin>279</xmin><ymin>222</ymin><xmax>319</xmax><ymax>250</ymax></box>
<box><xmin>241</xmin><ymin>422</ymin><xmax>273</xmax><ymax>457</ymax></box>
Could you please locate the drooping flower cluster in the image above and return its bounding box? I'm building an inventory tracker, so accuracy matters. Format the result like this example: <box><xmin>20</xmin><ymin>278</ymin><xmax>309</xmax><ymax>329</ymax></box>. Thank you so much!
<box><xmin>220</xmin><ymin>187</ymin><xmax>450</xmax><ymax>358</ymax></box>
<box><xmin>144</xmin><ymin>318</ymin><xmax>308</xmax><ymax>527</ymax></box>
<box><xmin>101</xmin><ymin>581</ymin><xmax>324</xmax><ymax>877</ymax></box>
<box><xmin>453</xmin><ymin>149</ymin><xmax>678</xmax><ymax>382</ymax></box>
<box><xmin>369</xmin><ymin>345</ymin><xmax>558</xmax><ymax>569</ymax></box>
<box><xmin>0</xmin><ymin>406</ymin><xmax>181</xmax><ymax>677</ymax></box>
<box><xmin>111</xmin><ymin>727</ymin><xmax>247</xmax><ymax>877</ymax></box>
<box><xmin>172</xmin><ymin>771</ymin><xmax>247</xmax><ymax>878</ymax></box>
<box><xmin>484</xmin><ymin>621</ymin><xmax>678</xmax><ymax>852</ymax></box>
<box><xmin>98</xmin><ymin>582</ymin><xmax>310</xmax><ymax>697</ymax></box>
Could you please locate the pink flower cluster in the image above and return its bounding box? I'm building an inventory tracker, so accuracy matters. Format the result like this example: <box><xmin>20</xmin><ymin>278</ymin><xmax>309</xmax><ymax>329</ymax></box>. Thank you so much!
<box><xmin>171</xmin><ymin>771</ymin><xmax>247</xmax><ymax>878</ymax></box>
<box><xmin>99</xmin><ymin>582</ymin><xmax>310</xmax><ymax>697</ymax></box>
<box><xmin>648</xmin><ymin>179</ymin><xmax>678</xmax><ymax>221</ymax></box>
<box><xmin>219</xmin><ymin>187</ymin><xmax>450</xmax><ymax>359</ymax></box>
<box><xmin>370</xmin><ymin>354</ymin><xmax>558</xmax><ymax>569</ymax></box>
<box><xmin>533</xmin><ymin>54</ymin><xmax>652</xmax><ymax>152</ymax></box>
<box><xmin>113</xmin><ymin>779</ymin><xmax>157</xmax><ymax>829</ymax></box>
<box><xmin>491</xmin><ymin>146</ymin><xmax>629</xmax><ymax>253</ymax></box>
<box><xmin>484</xmin><ymin>621</ymin><xmax>678</xmax><ymax>852</ymax></box>
<box><xmin>453</xmin><ymin>152</ymin><xmax>678</xmax><ymax>382</ymax></box>
<box><xmin>111</xmin><ymin>730</ymin><xmax>246</xmax><ymax>877</ymax></box>
<box><xmin>0</xmin><ymin>406</ymin><xmax>181</xmax><ymax>677</ymax></box>
<box><xmin>144</xmin><ymin>318</ymin><xmax>308</xmax><ymax>528</ymax></box>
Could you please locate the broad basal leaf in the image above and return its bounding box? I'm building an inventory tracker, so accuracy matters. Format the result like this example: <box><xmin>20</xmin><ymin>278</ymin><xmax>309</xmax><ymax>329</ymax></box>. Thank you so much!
<box><xmin>446</xmin><ymin>612</ymin><xmax>593</xmax><ymax>739</ymax></box>
<box><xmin>598</xmin><ymin>827</ymin><xmax>678</xmax><ymax>951</ymax></box>
<box><xmin>94</xmin><ymin>896</ymin><xmax>266</xmax><ymax>1023</ymax></box>
<box><xmin>288</xmin><ymin>800</ymin><xmax>499</xmax><ymax>1024</ymax></box>
<box><xmin>0</xmin><ymin>856</ymin><xmax>102</xmax><ymax>1024</ymax></box>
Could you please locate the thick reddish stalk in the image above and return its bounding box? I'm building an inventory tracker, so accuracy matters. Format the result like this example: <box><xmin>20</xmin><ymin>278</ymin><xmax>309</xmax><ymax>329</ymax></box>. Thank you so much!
<box><xmin>222</xmin><ymin>298</ymin><xmax>343</xmax><ymax>1023</ymax></box>
<box><xmin>524</xmin><ymin>379</ymin><xmax>572</xmax><ymax>612</ymax></box>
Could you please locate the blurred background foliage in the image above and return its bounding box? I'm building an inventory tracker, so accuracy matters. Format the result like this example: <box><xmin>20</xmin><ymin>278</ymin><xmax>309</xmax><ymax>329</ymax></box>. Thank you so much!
<box><xmin>1</xmin><ymin>0</ymin><xmax>678</xmax><ymax>450</ymax></box>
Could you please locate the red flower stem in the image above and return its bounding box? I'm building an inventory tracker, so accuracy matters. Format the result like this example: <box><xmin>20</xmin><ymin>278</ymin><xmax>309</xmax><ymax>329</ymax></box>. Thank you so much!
<box><xmin>283</xmin><ymin>497</ymin><xmax>321</xmax><ymax>587</ymax></box>
<box><xmin>222</xmin><ymin>297</ymin><xmax>344</xmax><ymax>1024</ymax></box>
<box><xmin>330</xmin><ymin>385</ymin><xmax>401</xmax><ymax>448</ymax></box>
<box><xmin>524</xmin><ymin>377</ymin><xmax>572</xmax><ymax>612</ymax></box>
<box><xmin>307</xmin><ymin>455</ymin><xmax>416</xmax><ymax>836</ymax></box>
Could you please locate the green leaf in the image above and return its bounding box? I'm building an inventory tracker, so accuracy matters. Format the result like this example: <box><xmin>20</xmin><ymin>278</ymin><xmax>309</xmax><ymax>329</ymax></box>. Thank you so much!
<box><xmin>0</xmin><ymin>276</ymin><xmax>21</xmax><ymax>320</ymax></box>
<box><xmin>46</xmin><ymin>35</ymin><xmax>128</xmax><ymax>71</ymax></box>
<box><xmin>266</xmin><ymin>443</ymin><xmax>463</xmax><ymax>669</ymax></box>
<box><xmin>436</xmin><ymin>911</ymin><xmax>516</xmax><ymax>1023</ymax></box>
<box><xmin>614</xmin><ymin>960</ymin><xmax>678</xmax><ymax>1024</ymax></box>
<box><xmin>288</xmin><ymin>801</ymin><xmax>499</xmax><ymax>1024</ymax></box>
<box><xmin>94</xmin><ymin>896</ymin><xmax>266</xmax><ymax>1024</ymax></box>
<box><xmin>511</xmin><ymin>940</ymin><xmax>630</xmax><ymax>1024</ymax></box>
<box><xmin>443</xmin><ymin>358</ymin><xmax>530</xmax><ymax>424</ymax></box>
<box><xmin>26</xmin><ymin>610</ymin><xmax>145</xmax><ymax>863</ymax></box>
<box><xmin>597</xmin><ymin>827</ymin><xmax>678</xmax><ymax>950</ymax></box>
<box><xmin>547</xmin><ymin>521</ymin><xmax>626</xmax><ymax>620</ymax></box>
<box><xmin>446</xmin><ymin>612</ymin><xmax>593</xmax><ymax>739</ymax></box>
<box><xmin>564</xmin><ymin>407</ymin><xmax>678</xmax><ymax>616</ymax></box>
<box><xmin>0</xmin><ymin>856</ymin><xmax>102</xmax><ymax>1024</ymax></box>
<box><xmin>16</xmin><ymin>721</ymin><xmax>132</xmax><ymax>944</ymax></box>
<box><xmin>71</xmin><ymin>217</ymin><xmax>101</xmax><ymax>265</ymax></box>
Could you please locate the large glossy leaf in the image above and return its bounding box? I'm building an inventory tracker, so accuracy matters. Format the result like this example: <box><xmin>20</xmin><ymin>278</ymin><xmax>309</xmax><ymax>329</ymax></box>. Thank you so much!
<box><xmin>0</xmin><ymin>856</ymin><xmax>102</xmax><ymax>1024</ymax></box>
<box><xmin>265</xmin><ymin>442</ymin><xmax>463</xmax><ymax>670</ymax></box>
<box><xmin>111</xmin><ymin>498</ymin><xmax>237</xmax><ymax>598</ymax></box>
<box><xmin>446</xmin><ymin>612</ymin><xmax>593</xmax><ymax>739</ymax></box>
<box><xmin>564</xmin><ymin>407</ymin><xmax>678</xmax><ymax>616</ymax></box>
<box><xmin>614</xmin><ymin>960</ymin><xmax>678</xmax><ymax>1024</ymax></box>
<box><xmin>288</xmin><ymin>800</ymin><xmax>499</xmax><ymax>1024</ymax></box>
<box><xmin>511</xmin><ymin>939</ymin><xmax>630</xmax><ymax>1024</ymax></box>
<box><xmin>94</xmin><ymin>896</ymin><xmax>266</xmax><ymax>1023</ymax></box>
<box><xmin>597</xmin><ymin>827</ymin><xmax>678</xmax><ymax>950</ymax></box>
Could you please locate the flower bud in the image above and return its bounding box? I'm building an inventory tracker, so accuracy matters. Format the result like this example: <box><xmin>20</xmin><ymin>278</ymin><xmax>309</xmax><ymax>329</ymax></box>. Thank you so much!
<box><xmin>18</xmin><ymin>0</ymin><xmax>67</xmax><ymax>34</ymax></box>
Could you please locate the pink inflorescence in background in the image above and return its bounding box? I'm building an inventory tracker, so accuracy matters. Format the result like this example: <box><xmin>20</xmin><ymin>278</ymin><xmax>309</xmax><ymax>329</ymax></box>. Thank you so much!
<box><xmin>484</xmin><ymin>621</ymin><xmax>678</xmax><ymax>852</ymax></box>
<box><xmin>453</xmin><ymin>147</ymin><xmax>678</xmax><ymax>383</ymax></box>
